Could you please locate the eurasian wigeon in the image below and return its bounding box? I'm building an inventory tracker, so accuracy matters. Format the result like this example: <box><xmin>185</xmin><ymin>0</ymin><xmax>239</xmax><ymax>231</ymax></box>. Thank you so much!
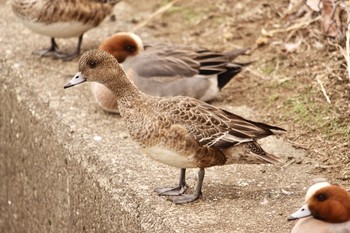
<box><xmin>11</xmin><ymin>0</ymin><xmax>120</xmax><ymax>60</ymax></box>
<box><xmin>64</xmin><ymin>50</ymin><xmax>285</xmax><ymax>204</ymax></box>
<box><xmin>90</xmin><ymin>32</ymin><xmax>251</xmax><ymax>113</ymax></box>
<box><xmin>288</xmin><ymin>182</ymin><xmax>350</xmax><ymax>233</ymax></box>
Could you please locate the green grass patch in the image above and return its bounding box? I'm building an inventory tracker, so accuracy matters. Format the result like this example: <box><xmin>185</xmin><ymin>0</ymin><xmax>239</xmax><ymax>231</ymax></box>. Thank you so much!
<box><xmin>260</xmin><ymin>65</ymin><xmax>275</xmax><ymax>75</ymax></box>
<box><xmin>164</xmin><ymin>5</ymin><xmax>207</xmax><ymax>25</ymax></box>
<box><xmin>282</xmin><ymin>86</ymin><xmax>350</xmax><ymax>140</ymax></box>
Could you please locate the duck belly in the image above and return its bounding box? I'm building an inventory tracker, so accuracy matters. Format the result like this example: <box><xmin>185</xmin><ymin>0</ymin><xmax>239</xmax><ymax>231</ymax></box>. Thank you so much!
<box><xmin>22</xmin><ymin>20</ymin><xmax>93</xmax><ymax>38</ymax></box>
<box><xmin>141</xmin><ymin>146</ymin><xmax>198</xmax><ymax>168</ymax></box>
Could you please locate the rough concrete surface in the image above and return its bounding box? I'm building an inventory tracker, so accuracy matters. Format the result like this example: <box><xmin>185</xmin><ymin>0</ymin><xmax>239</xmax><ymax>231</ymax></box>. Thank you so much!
<box><xmin>0</xmin><ymin>1</ymin><xmax>331</xmax><ymax>233</ymax></box>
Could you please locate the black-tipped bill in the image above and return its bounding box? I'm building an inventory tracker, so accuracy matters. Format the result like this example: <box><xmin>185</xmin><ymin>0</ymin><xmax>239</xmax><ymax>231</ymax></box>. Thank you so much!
<box><xmin>64</xmin><ymin>72</ymin><xmax>86</xmax><ymax>89</ymax></box>
<box><xmin>287</xmin><ymin>204</ymin><xmax>311</xmax><ymax>221</ymax></box>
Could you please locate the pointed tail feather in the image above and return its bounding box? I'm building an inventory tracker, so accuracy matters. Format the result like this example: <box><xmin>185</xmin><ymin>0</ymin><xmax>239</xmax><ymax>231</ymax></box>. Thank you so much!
<box><xmin>217</xmin><ymin>62</ymin><xmax>254</xmax><ymax>89</ymax></box>
<box><xmin>247</xmin><ymin>141</ymin><xmax>281</xmax><ymax>164</ymax></box>
<box><xmin>223</xmin><ymin>48</ymin><xmax>250</xmax><ymax>60</ymax></box>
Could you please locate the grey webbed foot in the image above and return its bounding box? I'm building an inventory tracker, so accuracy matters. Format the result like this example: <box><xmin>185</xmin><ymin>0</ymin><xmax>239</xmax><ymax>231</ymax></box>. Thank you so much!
<box><xmin>32</xmin><ymin>37</ymin><xmax>62</xmax><ymax>58</ymax></box>
<box><xmin>55</xmin><ymin>50</ymin><xmax>80</xmax><ymax>61</ymax></box>
<box><xmin>155</xmin><ymin>168</ymin><xmax>187</xmax><ymax>196</ymax></box>
<box><xmin>158</xmin><ymin>168</ymin><xmax>206</xmax><ymax>205</ymax></box>
<box><xmin>168</xmin><ymin>192</ymin><xmax>202</xmax><ymax>204</ymax></box>
<box><xmin>33</xmin><ymin>35</ymin><xmax>83</xmax><ymax>61</ymax></box>
<box><xmin>53</xmin><ymin>34</ymin><xmax>83</xmax><ymax>61</ymax></box>
<box><xmin>155</xmin><ymin>185</ymin><xmax>187</xmax><ymax>196</ymax></box>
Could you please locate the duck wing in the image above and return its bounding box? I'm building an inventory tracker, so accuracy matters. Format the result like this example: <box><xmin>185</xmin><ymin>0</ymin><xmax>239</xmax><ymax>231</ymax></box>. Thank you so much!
<box><xmin>136</xmin><ymin>42</ymin><xmax>238</xmax><ymax>78</ymax></box>
<box><xmin>158</xmin><ymin>97</ymin><xmax>285</xmax><ymax>163</ymax></box>
<box><xmin>125</xmin><ymin>51</ymin><xmax>200</xmax><ymax>78</ymax></box>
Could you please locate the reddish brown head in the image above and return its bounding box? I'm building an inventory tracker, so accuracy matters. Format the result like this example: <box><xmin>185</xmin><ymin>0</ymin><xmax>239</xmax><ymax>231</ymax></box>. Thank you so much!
<box><xmin>98</xmin><ymin>32</ymin><xmax>144</xmax><ymax>62</ymax></box>
<box><xmin>307</xmin><ymin>185</ymin><xmax>350</xmax><ymax>223</ymax></box>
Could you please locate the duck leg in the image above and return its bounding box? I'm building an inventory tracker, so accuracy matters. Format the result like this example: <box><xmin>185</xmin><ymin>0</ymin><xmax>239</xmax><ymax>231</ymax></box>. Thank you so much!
<box><xmin>155</xmin><ymin>168</ymin><xmax>187</xmax><ymax>196</ymax></box>
<box><xmin>33</xmin><ymin>37</ymin><xmax>61</xmax><ymax>57</ymax></box>
<box><xmin>56</xmin><ymin>34</ymin><xmax>84</xmax><ymax>61</ymax></box>
<box><xmin>169</xmin><ymin>168</ymin><xmax>205</xmax><ymax>204</ymax></box>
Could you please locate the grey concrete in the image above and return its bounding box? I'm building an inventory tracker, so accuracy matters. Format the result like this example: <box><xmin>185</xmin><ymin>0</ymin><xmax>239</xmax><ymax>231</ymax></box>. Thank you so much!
<box><xmin>0</xmin><ymin>1</ymin><xmax>321</xmax><ymax>232</ymax></box>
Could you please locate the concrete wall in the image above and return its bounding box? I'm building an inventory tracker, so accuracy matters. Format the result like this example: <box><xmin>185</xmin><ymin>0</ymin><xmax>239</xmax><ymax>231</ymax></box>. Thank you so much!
<box><xmin>0</xmin><ymin>79</ymin><xmax>145</xmax><ymax>233</ymax></box>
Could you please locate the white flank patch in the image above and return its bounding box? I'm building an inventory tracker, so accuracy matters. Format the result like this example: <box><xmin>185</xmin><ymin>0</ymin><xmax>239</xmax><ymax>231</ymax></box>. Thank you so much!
<box><xmin>199</xmin><ymin>76</ymin><xmax>220</xmax><ymax>102</ymax></box>
<box><xmin>22</xmin><ymin>20</ymin><xmax>93</xmax><ymax>38</ymax></box>
<box><xmin>142</xmin><ymin>146</ymin><xmax>197</xmax><ymax>168</ymax></box>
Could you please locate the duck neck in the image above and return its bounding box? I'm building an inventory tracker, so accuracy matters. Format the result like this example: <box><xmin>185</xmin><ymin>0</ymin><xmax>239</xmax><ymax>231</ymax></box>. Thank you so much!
<box><xmin>103</xmin><ymin>70</ymin><xmax>144</xmax><ymax>110</ymax></box>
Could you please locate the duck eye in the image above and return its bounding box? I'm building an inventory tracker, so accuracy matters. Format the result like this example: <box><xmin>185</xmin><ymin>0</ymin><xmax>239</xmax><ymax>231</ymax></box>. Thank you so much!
<box><xmin>125</xmin><ymin>45</ymin><xmax>136</xmax><ymax>52</ymax></box>
<box><xmin>316</xmin><ymin>193</ymin><xmax>327</xmax><ymax>201</ymax></box>
<box><xmin>88</xmin><ymin>61</ymin><xmax>97</xmax><ymax>68</ymax></box>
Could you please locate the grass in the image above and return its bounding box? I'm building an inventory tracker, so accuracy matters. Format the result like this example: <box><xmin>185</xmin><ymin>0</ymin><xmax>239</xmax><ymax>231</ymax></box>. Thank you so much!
<box><xmin>165</xmin><ymin>5</ymin><xmax>212</xmax><ymax>25</ymax></box>
<box><xmin>282</xmin><ymin>85</ymin><xmax>350</xmax><ymax>140</ymax></box>
<box><xmin>260</xmin><ymin>65</ymin><xmax>275</xmax><ymax>75</ymax></box>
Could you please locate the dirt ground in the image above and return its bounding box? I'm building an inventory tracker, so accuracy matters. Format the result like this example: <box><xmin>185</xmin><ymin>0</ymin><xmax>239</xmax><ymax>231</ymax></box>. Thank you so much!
<box><xmin>2</xmin><ymin>0</ymin><xmax>349</xmax><ymax>232</ymax></box>
<box><xmin>127</xmin><ymin>0</ymin><xmax>350</xmax><ymax>176</ymax></box>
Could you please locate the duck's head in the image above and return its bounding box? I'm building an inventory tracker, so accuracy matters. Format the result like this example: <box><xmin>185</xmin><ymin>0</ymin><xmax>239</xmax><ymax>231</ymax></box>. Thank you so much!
<box><xmin>64</xmin><ymin>49</ymin><xmax>124</xmax><ymax>89</ymax></box>
<box><xmin>288</xmin><ymin>182</ymin><xmax>350</xmax><ymax>223</ymax></box>
<box><xmin>99</xmin><ymin>32</ymin><xmax>144</xmax><ymax>62</ymax></box>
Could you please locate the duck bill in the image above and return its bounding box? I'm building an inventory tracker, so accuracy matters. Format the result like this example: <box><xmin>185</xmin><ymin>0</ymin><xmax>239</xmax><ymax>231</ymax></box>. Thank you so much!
<box><xmin>64</xmin><ymin>72</ymin><xmax>86</xmax><ymax>89</ymax></box>
<box><xmin>287</xmin><ymin>204</ymin><xmax>312</xmax><ymax>221</ymax></box>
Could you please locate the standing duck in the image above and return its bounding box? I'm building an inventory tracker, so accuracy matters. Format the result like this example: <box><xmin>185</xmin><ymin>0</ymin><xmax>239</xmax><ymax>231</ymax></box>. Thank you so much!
<box><xmin>64</xmin><ymin>50</ymin><xmax>285</xmax><ymax>204</ymax></box>
<box><xmin>11</xmin><ymin>0</ymin><xmax>120</xmax><ymax>60</ymax></box>
<box><xmin>288</xmin><ymin>182</ymin><xmax>350</xmax><ymax>233</ymax></box>
<box><xmin>91</xmin><ymin>32</ymin><xmax>251</xmax><ymax>113</ymax></box>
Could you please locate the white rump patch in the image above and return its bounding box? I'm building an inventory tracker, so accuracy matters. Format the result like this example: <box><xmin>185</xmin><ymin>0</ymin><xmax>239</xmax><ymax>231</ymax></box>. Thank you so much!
<box><xmin>199</xmin><ymin>76</ymin><xmax>219</xmax><ymax>102</ymax></box>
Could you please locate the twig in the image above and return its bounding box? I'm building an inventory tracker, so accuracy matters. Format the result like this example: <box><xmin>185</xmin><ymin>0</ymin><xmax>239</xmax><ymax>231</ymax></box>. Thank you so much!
<box><xmin>281</xmin><ymin>159</ymin><xmax>295</xmax><ymax>169</ymax></box>
<box><xmin>131</xmin><ymin>0</ymin><xmax>179</xmax><ymax>32</ymax></box>
<box><xmin>245</xmin><ymin>68</ymin><xmax>269</xmax><ymax>80</ymax></box>
<box><xmin>261</xmin><ymin>16</ymin><xmax>321</xmax><ymax>37</ymax></box>
<box><xmin>316</xmin><ymin>75</ymin><xmax>331</xmax><ymax>103</ymax></box>
<box><xmin>287</xmin><ymin>139</ymin><xmax>310</xmax><ymax>150</ymax></box>
<box><xmin>346</xmin><ymin>22</ymin><xmax>350</xmax><ymax>82</ymax></box>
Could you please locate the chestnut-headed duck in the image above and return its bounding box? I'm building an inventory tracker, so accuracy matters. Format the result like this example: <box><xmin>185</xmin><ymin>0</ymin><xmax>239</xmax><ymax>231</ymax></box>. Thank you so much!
<box><xmin>90</xmin><ymin>32</ymin><xmax>251</xmax><ymax>113</ymax></box>
<box><xmin>64</xmin><ymin>50</ymin><xmax>285</xmax><ymax>204</ymax></box>
<box><xmin>11</xmin><ymin>0</ymin><xmax>120</xmax><ymax>60</ymax></box>
<box><xmin>288</xmin><ymin>182</ymin><xmax>350</xmax><ymax>233</ymax></box>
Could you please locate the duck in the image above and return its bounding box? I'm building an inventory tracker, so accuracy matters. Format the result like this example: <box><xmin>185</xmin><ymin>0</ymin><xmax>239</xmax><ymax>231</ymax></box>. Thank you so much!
<box><xmin>90</xmin><ymin>32</ymin><xmax>251</xmax><ymax>113</ymax></box>
<box><xmin>64</xmin><ymin>50</ymin><xmax>285</xmax><ymax>204</ymax></box>
<box><xmin>11</xmin><ymin>0</ymin><xmax>120</xmax><ymax>60</ymax></box>
<box><xmin>288</xmin><ymin>182</ymin><xmax>350</xmax><ymax>233</ymax></box>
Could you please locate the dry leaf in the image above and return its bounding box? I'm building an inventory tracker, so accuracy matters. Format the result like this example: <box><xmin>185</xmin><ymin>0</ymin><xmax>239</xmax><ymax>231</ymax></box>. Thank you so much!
<box><xmin>306</xmin><ymin>0</ymin><xmax>322</xmax><ymax>12</ymax></box>
<box><xmin>282</xmin><ymin>39</ymin><xmax>302</xmax><ymax>53</ymax></box>
<box><xmin>256</xmin><ymin>36</ymin><xmax>269</xmax><ymax>46</ymax></box>
<box><xmin>322</xmin><ymin>0</ymin><xmax>340</xmax><ymax>37</ymax></box>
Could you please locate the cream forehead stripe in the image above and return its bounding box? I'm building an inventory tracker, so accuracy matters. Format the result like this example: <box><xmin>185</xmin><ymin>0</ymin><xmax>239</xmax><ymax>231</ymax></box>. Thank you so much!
<box><xmin>305</xmin><ymin>182</ymin><xmax>331</xmax><ymax>202</ymax></box>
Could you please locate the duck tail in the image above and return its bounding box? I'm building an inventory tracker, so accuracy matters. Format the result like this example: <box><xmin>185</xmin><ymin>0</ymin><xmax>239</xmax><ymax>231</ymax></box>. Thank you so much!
<box><xmin>247</xmin><ymin>141</ymin><xmax>281</xmax><ymax>164</ymax></box>
<box><xmin>217</xmin><ymin>61</ymin><xmax>253</xmax><ymax>89</ymax></box>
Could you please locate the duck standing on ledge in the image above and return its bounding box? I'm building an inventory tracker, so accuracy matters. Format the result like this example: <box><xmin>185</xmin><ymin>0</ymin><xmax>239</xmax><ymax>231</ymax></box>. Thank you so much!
<box><xmin>11</xmin><ymin>0</ymin><xmax>120</xmax><ymax>60</ymax></box>
<box><xmin>91</xmin><ymin>32</ymin><xmax>251</xmax><ymax>113</ymax></box>
<box><xmin>65</xmin><ymin>50</ymin><xmax>285</xmax><ymax>204</ymax></box>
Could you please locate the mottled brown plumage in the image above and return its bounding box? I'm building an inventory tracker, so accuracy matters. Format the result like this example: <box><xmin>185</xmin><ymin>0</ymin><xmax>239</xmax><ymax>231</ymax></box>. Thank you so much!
<box><xmin>11</xmin><ymin>0</ymin><xmax>119</xmax><ymax>60</ymax></box>
<box><xmin>65</xmin><ymin>50</ymin><xmax>286</xmax><ymax>204</ymax></box>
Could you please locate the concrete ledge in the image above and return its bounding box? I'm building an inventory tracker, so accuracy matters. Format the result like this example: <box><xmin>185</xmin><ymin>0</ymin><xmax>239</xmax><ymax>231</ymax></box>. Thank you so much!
<box><xmin>0</xmin><ymin>1</ymin><xmax>314</xmax><ymax>232</ymax></box>
<box><xmin>0</xmin><ymin>87</ymin><xmax>142</xmax><ymax>233</ymax></box>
